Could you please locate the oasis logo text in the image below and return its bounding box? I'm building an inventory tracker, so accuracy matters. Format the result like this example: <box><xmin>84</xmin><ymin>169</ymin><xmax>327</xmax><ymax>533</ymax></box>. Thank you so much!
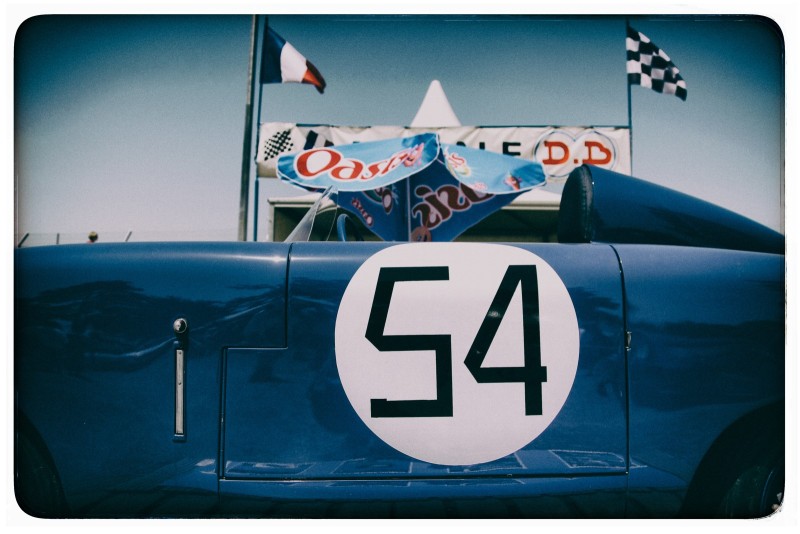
<box><xmin>294</xmin><ymin>143</ymin><xmax>425</xmax><ymax>182</ymax></box>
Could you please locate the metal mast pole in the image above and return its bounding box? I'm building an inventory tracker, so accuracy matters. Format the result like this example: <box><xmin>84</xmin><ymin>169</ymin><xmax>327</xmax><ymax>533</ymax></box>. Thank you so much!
<box><xmin>625</xmin><ymin>17</ymin><xmax>634</xmax><ymax>175</ymax></box>
<box><xmin>237</xmin><ymin>15</ymin><xmax>259</xmax><ymax>241</ymax></box>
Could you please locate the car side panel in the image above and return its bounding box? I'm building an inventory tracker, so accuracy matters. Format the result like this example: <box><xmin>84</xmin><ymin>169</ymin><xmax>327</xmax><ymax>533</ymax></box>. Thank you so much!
<box><xmin>221</xmin><ymin>242</ymin><xmax>627</xmax><ymax>516</ymax></box>
<box><xmin>15</xmin><ymin>242</ymin><xmax>289</xmax><ymax>517</ymax></box>
<box><xmin>616</xmin><ymin>245</ymin><xmax>784</xmax><ymax>517</ymax></box>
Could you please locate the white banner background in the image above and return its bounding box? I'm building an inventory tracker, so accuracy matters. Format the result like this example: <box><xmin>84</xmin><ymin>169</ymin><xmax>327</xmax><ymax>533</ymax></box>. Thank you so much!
<box><xmin>257</xmin><ymin>123</ymin><xmax>631</xmax><ymax>183</ymax></box>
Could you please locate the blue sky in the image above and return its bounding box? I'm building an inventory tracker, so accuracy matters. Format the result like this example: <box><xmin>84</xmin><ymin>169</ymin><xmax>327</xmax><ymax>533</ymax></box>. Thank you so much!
<box><xmin>10</xmin><ymin>9</ymin><xmax>789</xmax><ymax>244</ymax></box>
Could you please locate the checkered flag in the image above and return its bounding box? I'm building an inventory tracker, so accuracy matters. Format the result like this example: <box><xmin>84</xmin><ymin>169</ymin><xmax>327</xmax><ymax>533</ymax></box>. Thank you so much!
<box><xmin>626</xmin><ymin>26</ymin><xmax>687</xmax><ymax>101</ymax></box>
<box><xmin>262</xmin><ymin>128</ymin><xmax>295</xmax><ymax>160</ymax></box>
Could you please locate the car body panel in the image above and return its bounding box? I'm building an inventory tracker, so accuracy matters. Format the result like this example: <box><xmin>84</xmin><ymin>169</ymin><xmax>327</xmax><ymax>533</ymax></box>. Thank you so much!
<box><xmin>615</xmin><ymin>245</ymin><xmax>785</xmax><ymax>517</ymax></box>
<box><xmin>219</xmin><ymin>242</ymin><xmax>627</xmax><ymax>515</ymax></box>
<box><xmin>14</xmin><ymin>166</ymin><xmax>786</xmax><ymax>517</ymax></box>
<box><xmin>560</xmin><ymin>166</ymin><xmax>784</xmax><ymax>255</ymax></box>
<box><xmin>15</xmin><ymin>242</ymin><xmax>288</xmax><ymax>516</ymax></box>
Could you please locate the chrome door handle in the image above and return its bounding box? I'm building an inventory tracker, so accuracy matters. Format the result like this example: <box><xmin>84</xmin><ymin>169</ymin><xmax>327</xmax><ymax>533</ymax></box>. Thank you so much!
<box><xmin>175</xmin><ymin>348</ymin><xmax>185</xmax><ymax>436</ymax></box>
<box><xmin>173</xmin><ymin>318</ymin><xmax>189</xmax><ymax>437</ymax></box>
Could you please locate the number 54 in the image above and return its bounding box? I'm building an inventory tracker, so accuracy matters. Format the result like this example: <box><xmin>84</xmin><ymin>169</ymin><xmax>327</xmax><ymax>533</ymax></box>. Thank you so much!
<box><xmin>365</xmin><ymin>265</ymin><xmax>548</xmax><ymax>419</ymax></box>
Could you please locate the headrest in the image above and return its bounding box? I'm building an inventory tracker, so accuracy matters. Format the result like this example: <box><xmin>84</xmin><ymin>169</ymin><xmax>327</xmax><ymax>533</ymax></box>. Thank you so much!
<box><xmin>557</xmin><ymin>166</ymin><xmax>594</xmax><ymax>243</ymax></box>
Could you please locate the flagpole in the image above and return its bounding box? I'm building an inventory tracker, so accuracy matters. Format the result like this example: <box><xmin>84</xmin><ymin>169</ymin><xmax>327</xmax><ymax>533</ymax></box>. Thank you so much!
<box><xmin>237</xmin><ymin>15</ymin><xmax>259</xmax><ymax>241</ymax></box>
<box><xmin>253</xmin><ymin>17</ymin><xmax>268</xmax><ymax>241</ymax></box>
<box><xmin>625</xmin><ymin>17</ymin><xmax>634</xmax><ymax>175</ymax></box>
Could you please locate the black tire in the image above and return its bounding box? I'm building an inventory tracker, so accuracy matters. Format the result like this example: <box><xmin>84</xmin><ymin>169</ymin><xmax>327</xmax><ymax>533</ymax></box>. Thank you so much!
<box><xmin>681</xmin><ymin>403</ymin><xmax>784</xmax><ymax>519</ymax></box>
<box><xmin>718</xmin><ymin>450</ymin><xmax>784</xmax><ymax>519</ymax></box>
<box><xmin>15</xmin><ymin>431</ymin><xmax>68</xmax><ymax>518</ymax></box>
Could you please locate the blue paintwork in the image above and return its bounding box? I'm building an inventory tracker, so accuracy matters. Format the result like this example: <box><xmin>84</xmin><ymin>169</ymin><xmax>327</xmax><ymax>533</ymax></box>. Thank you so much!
<box><xmin>585</xmin><ymin>166</ymin><xmax>784</xmax><ymax>255</ymax></box>
<box><xmin>14</xmin><ymin>174</ymin><xmax>785</xmax><ymax>517</ymax></box>
<box><xmin>15</xmin><ymin>242</ymin><xmax>289</xmax><ymax>517</ymax></box>
<box><xmin>615</xmin><ymin>245</ymin><xmax>784</xmax><ymax>517</ymax></box>
<box><xmin>220</xmin><ymin>242</ymin><xmax>627</xmax><ymax>516</ymax></box>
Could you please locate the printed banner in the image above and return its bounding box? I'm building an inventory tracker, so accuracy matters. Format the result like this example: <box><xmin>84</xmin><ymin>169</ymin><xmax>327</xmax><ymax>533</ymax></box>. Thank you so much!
<box><xmin>406</xmin><ymin>162</ymin><xmax>523</xmax><ymax>242</ymax></box>
<box><xmin>335</xmin><ymin>183</ymin><xmax>409</xmax><ymax>242</ymax></box>
<box><xmin>278</xmin><ymin>134</ymin><xmax>546</xmax><ymax>241</ymax></box>
<box><xmin>335</xmin><ymin>152</ymin><xmax>529</xmax><ymax>242</ymax></box>
<box><xmin>259</xmin><ymin>122</ymin><xmax>631</xmax><ymax>183</ymax></box>
<box><xmin>277</xmin><ymin>133</ymin><xmax>439</xmax><ymax>192</ymax></box>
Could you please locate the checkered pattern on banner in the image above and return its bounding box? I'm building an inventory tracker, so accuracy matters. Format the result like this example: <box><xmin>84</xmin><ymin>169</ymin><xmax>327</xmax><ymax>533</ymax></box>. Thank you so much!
<box><xmin>626</xmin><ymin>26</ymin><xmax>687</xmax><ymax>101</ymax></box>
<box><xmin>262</xmin><ymin>128</ymin><xmax>295</xmax><ymax>160</ymax></box>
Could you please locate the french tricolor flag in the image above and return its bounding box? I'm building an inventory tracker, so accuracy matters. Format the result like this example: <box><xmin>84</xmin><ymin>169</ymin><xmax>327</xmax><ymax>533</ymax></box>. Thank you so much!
<box><xmin>260</xmin><ymin>27</ymin><xmax>326</xmax><ymax>94</ymax></box>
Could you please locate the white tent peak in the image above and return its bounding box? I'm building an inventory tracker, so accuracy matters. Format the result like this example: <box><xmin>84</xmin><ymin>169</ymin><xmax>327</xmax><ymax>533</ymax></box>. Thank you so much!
<box><xmin>410</xmin><ymin>80</ymin><xmax>461</xmax><ymax>127</ymax></box>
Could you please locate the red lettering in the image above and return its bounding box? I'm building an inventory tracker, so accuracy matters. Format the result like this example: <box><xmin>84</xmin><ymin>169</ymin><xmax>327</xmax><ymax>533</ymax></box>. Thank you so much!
<box><xmin>365</xmin><ymin>161</ymin><xmax>385</xmax><ymax>179</ymax></box>
<box><xmin>447</xmin><ymin>152</ymin><xmax>466</xmax><ymax>167</ymax></box>
<box><xmin>331</xmin><ymin>159</ymin><xmax>365</xmax><ymax>181</ymax></box>
<box><xmin>295</xmin><ymin>144</ymin><xmax>428</xmax><ymax>182</ymax></box>
<box><xmin>381</xmin><ymin>155</ymin><xmax>402</xmax><ymax>175</ymax></box>
<box><xmin>583</xmin><ymin>141</ymin><xmax>612</xmax><ymax>165</ymax></box>
<box><xmin>295</xmin><ymin>148</ymin><xmax>342</xmax><ymax>178</ymax></box>
<box><xmin>350</xmin><ymin>198</ymin><xmax>374</xmax><ymax>227</ymax></box>
<box><xmin>542</xmin><ymin>140</ymin><xmax>569</xmax><ymax>165</ymax></box>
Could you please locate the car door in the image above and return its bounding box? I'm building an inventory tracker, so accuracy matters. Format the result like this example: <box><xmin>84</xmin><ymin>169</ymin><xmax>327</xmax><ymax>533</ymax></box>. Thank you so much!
<box><xmin>220</xmin><ymin>241</ymin><xmax>627</xmax><ymax>517</ymax></box>
<box><xmin>15</xmin><ymin>242</ymin><xmax>288</xmax><ymax>517</ymax></box>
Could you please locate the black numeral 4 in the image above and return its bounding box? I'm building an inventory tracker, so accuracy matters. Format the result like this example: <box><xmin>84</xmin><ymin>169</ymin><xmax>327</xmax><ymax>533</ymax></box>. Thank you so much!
<box><xmin>464</xmin><ymin>265</ymin><xmax>547</xmax><ymax>416</ymax></box>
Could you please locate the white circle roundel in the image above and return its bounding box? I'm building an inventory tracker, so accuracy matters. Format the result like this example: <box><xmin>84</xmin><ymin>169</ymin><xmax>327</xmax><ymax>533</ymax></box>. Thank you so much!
<box><xmin>335</xmin><ymin>243</ymin><xmax>579</xmax><ymax>466</ymax></box>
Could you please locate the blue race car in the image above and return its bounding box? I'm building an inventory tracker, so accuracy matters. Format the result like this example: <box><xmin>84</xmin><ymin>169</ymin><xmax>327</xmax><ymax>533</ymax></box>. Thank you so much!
<box><xmin>14</xmin><ymin>165</ymin><xmax>784</xmax><ymax>518</ymax></box>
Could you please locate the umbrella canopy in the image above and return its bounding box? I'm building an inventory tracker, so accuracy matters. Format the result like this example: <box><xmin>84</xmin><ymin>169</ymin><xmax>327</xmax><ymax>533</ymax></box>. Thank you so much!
<box><xmin>277</xmin><ymin>133</ymin><xmax>546</xmax><ymax>241</ymax></box>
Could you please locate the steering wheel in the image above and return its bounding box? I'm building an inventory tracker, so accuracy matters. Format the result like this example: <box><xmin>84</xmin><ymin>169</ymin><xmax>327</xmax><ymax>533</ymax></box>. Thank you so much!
<box><xmin>336</xmin><ymin>214</ymin><xmax>364</xmax><ymax>242</ymax></box>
